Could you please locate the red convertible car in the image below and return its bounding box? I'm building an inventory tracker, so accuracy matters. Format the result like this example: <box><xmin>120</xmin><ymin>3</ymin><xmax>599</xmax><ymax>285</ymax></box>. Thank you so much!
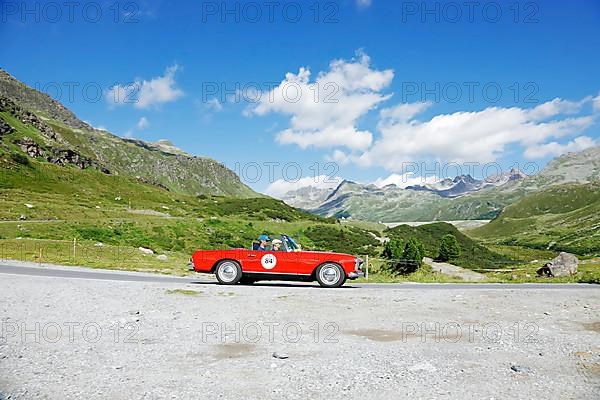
<box><xmin>189</xmin><ymin>235</ymin><xmax>364</xmax><ymax>287</ymax></box>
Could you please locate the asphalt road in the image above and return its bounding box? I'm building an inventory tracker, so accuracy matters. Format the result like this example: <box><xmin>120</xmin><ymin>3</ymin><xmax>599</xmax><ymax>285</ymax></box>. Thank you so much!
<box><xmin>1</xmin><ymin>263</ymin><xmax>597</xmax><ymax>290</ymax></box>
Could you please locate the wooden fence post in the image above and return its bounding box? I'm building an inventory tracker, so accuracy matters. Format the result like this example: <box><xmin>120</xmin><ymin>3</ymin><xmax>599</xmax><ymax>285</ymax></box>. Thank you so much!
<box><xmin>365</xmin><ymin>255</ymin><xmax>369</xmax><ymax>280</ymax></box>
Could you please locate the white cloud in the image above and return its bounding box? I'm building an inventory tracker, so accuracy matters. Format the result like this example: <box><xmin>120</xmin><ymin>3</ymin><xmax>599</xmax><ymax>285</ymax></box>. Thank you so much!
<box><xmin>356</xmin><ymin>0</ymin><xmax>372</xmax><ymax>8</ymax></box>
<box><xmin>379</xmin><ymin>101</ymin><xmax>432</xmax><ymax>123</ymax></box>
<box><xmin>136</xmin><ymin>117</ymin><xmax>150</xmax><ymax>130</ymax></box>
<box><xmin>523</xmin><ymin>136</ymin><xmax>597</xmax><ymax>159</ymax></box>
<box><xmin>325</xmin><ymin>149</ymin><xmax>351</xmax><ymax>165</ymax></box>
<box><xmin>249</xmin><ymin>51</ymin><xmax>394</xmax><ymax>151</ymax></box>
<box><xmin>594</xmin><ymin>94</ymin><xmax>600</xmax><ymax>112</ymax></box>
<box><xmin>277</xmin><ymin>126</ymin><xmax>373</xmax><ymax>150</ymax></box>
<box><xmin>373</xmin><ymin>173</ymin><xmax>439</xmax><ymax>188</ymax></box>
<box><xmin>356</xmin><ymin>96</ymin><xmax>598</xmax><ymax>170</ymax></box>
<box><xmin>253</xmin><ymin>52</ymin><xmax>599</xmax><ymax>172</ymax></box>
<box><xmin>205</xmin><ymin>98</ymin><xmax>224</xmax><ymax>112</ymax></box>
<box><xmin>265</xmin><ymin>175</ymin><xmax>343</xmax><ymax>198</ymax></box>
<box><xmin>526</xmin><ymin>97</ymin><xmax>592</xmax><ymax>120</ymax></box>
<box><xmin>106</xmin><ymin>65</ymin><xmax>184</xmax><ymax>109</ymax></box>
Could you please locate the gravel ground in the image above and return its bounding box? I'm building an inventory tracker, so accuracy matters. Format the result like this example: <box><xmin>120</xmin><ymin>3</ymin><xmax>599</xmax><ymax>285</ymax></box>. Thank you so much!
<box><xmin>0</xmin><ymin>269</ymin><xmax>599</xmax><ymax>399</ymax></box>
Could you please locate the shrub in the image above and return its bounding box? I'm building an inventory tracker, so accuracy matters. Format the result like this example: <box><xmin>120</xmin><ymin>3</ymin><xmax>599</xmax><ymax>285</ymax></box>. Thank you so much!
<box><xmin>305</xmin><ymin>225</ymin><xmax>380</xmax><ymax>256</ymax></box>
<box><xmin>208</xmin><ymin>230</ymin><xmax>233</xmax><ymax>247</ymax></box>
<box><xmin>10</xmin><ymin>152</ymin><xmax>29</xmax><ymax>165</ymax></box>
<box><xmin>382</xmin><ymin>239</ymin><xmax>403</xmax><ymax>260</ymax></box>
<box><xmin>438</xmin><ymin>234</ymin><xmax>461</xmax><ymax>262</ymax></box>
<box><xmin>400</xmin><ymin>237</ymin><xmax>424</xmax><ymax>273</ymax></box>
<box><xmin>384</xmin><ymin>237</ymin><xmax>424</xmax><ymax>275</ymax></box>
<box><xmin>75</xmin><ymin>227</ymin><xmax>114</xmax><ymax>242</ymax></box>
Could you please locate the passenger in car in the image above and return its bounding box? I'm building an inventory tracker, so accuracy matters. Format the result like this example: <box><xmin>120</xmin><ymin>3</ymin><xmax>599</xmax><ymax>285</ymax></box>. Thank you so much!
<box><xmin>272</xmin><ymin>239</ymin><xmax>283</xmax><ymax>251</ymax></box>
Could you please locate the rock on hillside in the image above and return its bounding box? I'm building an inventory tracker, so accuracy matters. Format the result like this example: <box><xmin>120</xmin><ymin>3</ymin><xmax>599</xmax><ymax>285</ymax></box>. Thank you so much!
<box><xmin>0</xmin><ymin>69</ymin><xmax>91</xmax><ymax>130</ymax></box>
<box><xmin>531</xmin><ymin>146</ymin><xmax>600</xmax><ymax>186</ymax></box>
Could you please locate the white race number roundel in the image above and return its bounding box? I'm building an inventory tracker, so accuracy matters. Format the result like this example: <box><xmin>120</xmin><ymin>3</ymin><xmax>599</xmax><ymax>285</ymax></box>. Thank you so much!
<box><xmin>261</xmin><ymin>254</ymin><xmax>277</xmax><ymax>270</ymax></box>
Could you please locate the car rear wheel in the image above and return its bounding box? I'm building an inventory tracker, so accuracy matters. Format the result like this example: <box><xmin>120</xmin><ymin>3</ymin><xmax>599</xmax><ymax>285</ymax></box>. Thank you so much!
<box><xmin>316</xmin><ymin>263</ymin><xmax>346</xmax><ymax>288</ymax></box>
<box><xmin>215</xmin><ymin>260</ymin><xmax>242</xmax><ymax>285</ymax></box>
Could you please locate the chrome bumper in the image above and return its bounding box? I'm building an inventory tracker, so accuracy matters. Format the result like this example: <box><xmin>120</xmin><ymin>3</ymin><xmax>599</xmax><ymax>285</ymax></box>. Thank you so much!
<box><xmin>188</xmin><ymin>262</ymin><xmax>195</xmax><ymax>272</ymax></box>
<box><xmin>348</xmin><ymin>271</ymin><xmax>364</xmax><ymax>280</ymax></box>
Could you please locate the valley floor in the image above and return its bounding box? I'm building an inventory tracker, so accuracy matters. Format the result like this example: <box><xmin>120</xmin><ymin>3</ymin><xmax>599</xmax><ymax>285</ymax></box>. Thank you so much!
<box><xmin>382</xmin><ymin>220</ymin><xmax>491</xmax><ymax>230</ymax></box>
<box><xmin>0</xmin><ymin>264</ymin><xmax>599</xmax><ymax>399</ymax></box>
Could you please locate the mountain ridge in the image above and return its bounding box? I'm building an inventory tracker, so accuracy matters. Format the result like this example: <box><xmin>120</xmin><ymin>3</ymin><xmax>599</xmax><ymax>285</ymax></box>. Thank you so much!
<box><xmin>0</xmin><ymin>69</ymin><xmax>257</xmax><ymax>198</ymax></box>
<box><xmin>281</xmin><ymin>146</ymin><xmax>600</xmax><ymax>222</ymax></box>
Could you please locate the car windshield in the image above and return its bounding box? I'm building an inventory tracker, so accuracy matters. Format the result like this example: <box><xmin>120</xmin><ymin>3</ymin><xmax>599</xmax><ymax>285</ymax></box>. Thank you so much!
<box><xmin>282</xmin><ymin>235</ymin><xmax>299</xmax><ymax>252</ymax></box>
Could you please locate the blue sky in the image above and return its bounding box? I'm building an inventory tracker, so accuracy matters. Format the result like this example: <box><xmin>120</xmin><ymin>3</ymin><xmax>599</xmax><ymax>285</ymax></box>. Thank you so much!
<box><xmin>2</xmin><ymin>0</ymin><xmax>599</xmax><ymax>196</ymax></box>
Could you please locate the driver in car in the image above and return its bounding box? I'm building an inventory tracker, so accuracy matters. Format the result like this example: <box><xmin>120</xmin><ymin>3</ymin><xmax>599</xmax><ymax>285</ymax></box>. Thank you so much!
<box><xmin>256</xmin><ymin>234</ymin><xmax>271</xmax><ymax>251</ymax></box>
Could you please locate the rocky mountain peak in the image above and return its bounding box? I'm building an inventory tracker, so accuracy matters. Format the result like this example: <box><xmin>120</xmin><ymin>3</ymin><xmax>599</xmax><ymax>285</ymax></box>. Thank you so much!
<box><xmin>0</xmin><ymin>69</ymin><xmax>92</xmax><ymax>130</ymax></box>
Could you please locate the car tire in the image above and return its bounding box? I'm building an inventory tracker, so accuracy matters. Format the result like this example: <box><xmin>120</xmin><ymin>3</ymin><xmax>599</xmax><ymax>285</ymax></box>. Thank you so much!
<box><xmin>315</xmin><ymin>263</ymin><xmax>346</xmax><ymax>288</ymax></box>
<box><xmin>215</xmin><ymin>260</ymin><xmax>242</xmax><ymax>285</ymax></box>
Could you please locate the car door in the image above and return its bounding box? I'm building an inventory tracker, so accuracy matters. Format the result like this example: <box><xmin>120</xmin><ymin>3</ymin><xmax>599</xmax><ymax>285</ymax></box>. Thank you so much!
<box><xmin>281</xmin><ymin>235</ymin><xmax>316</xmax><ymax>277</ymax></box>
<box><xmin>241</xmin><ymin>249</ymin><xmax>298</xmax><ymax>276</ymax></box>
<box><xmin>294</xmin><ymin>250</ymin><xmax>319</xmax><ymax>277</ymax></box>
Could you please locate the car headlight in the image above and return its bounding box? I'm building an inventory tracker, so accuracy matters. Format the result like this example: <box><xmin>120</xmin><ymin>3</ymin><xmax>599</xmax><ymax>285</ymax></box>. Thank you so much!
<box><xmin>355</xmin><ymin>257</ymin><xmax>364</xmax><ymax>270</ymax></box>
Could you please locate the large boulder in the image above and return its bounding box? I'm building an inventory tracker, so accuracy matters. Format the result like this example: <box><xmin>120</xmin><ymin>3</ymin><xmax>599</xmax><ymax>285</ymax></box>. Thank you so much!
<box><xmin>0</xmin><ymin>119</ymin><xmax>14</xmax><ymax>135</ymax></box>
<box><xmin>537</xmin><ymin>252</ymin><xmax>578</xmax><ymax>277</ymax></box>
<box><xmin>138</xmin><ymin>247</ymin><xmax>154</xmax><ymax>255</ymax></box>
<box><xmin>18</xmin><ymin>137</ymin><xmax>45</xmax><ymax>158</ymax></box>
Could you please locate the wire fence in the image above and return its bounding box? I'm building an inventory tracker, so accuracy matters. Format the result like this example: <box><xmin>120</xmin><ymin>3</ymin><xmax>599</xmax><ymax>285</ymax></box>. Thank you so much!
<box><xmin>0</xmin><ymin>239</ymin><xmax>176</xmax><ymax>268</ymax></box>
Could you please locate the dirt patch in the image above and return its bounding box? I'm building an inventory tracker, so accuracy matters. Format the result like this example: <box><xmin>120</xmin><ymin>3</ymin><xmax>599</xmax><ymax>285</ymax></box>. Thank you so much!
<box><xmin>346</xmin><ymin>327</ymin><xmax>465</xmax><ymax>343</ymax></box>
<box><xmin>345</xmin><ymin>329</ymin><xmax>406</xmax><ymax>342</ymax></box>
<box><xmin>127</xmin><ymin>209</ymin><xmax>171</xmax><ymax>217</ymax></box>
<box><xmin>165</xmin><ymin>289</ymin><xmax>201</xmax><ymax>296</ymax></box>
<box><xmin>582</xmin><ymin>321</ymin><xmax>600</xmax><ymax>333</ymax></box>
<box><xmin>423</xmin><ymin>257</ymin><xmax>486</xmax><ymax>282</ymax></box>
<box><xmin>213</xmin><ymin>343</ymin><xmax>256</xmax><ymax>360</ymax></box>
<box><xmin>580</xmin><ymin>363</ymin><xmax>600</xmax><ymax>376</ymax></box>
<box><xmin>575</xmin><ymin>350</ymin><xmax>600</xmax><ymax>378</ymax></box>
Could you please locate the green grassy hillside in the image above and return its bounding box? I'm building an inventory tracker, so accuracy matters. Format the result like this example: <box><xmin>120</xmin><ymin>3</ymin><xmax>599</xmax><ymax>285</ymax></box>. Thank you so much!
<box><xmin>470</xmin><ymin>183</ymin><xmax>600</xmax><ymax>256</ymax></box>
<box><xmin>0</xmin><ymin>141</ymin><xmax>381</xmax><ymax>273</ymax></box>
<box><xmin>384</xmin><ymin>222</ymin><xmax>514</xmax><ymax>269</ymax></box>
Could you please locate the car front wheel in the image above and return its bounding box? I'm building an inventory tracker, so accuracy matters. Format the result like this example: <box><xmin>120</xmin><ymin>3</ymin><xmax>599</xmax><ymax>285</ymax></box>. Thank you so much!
<box><xmin>316</xmin><ymin>263</ymin><xmax>346</xmax><ymax>288</ymax></box>
<box><xmin>215</xmin><ymin>260</ymin><xmax>242</xmax><ymax>285</ymax></box>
